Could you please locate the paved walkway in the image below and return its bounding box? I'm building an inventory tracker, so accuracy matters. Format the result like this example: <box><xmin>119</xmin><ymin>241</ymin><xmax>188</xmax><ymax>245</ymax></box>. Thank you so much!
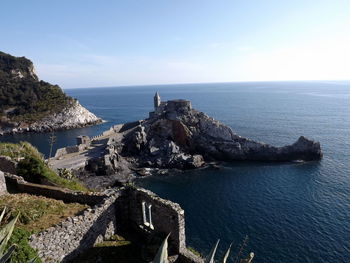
<box><xmin>49</xmin><ymin>143</ymin><xmax>106</xmax><ymax>171</ymax></box>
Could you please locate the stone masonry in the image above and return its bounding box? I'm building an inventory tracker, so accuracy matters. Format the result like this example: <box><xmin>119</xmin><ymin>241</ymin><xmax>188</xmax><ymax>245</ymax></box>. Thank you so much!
<box><xmin>0</xmin><ymin>170</ymin><xmax>7</xmax><ymax>195</ymax></box>
<box><xmin>29</xmin><ymin>187</ymin><xmax>202</xmax><ymax>263</ymax></box>
<box><xmin>30</xmin><ymin>192</ymin><xmax>120</xmax><ymax>262</ymax></box>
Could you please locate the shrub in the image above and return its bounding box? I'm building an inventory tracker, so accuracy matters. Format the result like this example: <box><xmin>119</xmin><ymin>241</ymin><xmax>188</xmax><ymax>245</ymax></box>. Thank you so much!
<box><xmin>6</xmin><ymin>228</ymin><xmax>41</xmax><ymax>263</ymax></box>
<box><xmin>17</xmin><ymin>155</ymin><xmax>88</xmax><ymax>191</ymax></box>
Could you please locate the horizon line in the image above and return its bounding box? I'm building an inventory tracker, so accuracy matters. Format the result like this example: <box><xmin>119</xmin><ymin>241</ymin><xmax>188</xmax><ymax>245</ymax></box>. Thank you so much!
<box><xmin>62</xmin><ymin>79</ymin><xmax>350</xmax><ymax>90</ymax></box>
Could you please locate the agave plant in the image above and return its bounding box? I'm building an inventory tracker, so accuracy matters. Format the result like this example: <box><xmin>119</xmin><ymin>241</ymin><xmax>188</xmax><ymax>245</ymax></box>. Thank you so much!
<box><xmin>205</xmin><ymin>240</ymin><xmax>233</xmax><ymax>263</ymax></box>
<box><xmin>0</xmin><ymin>207</ymin><xmax>20</xmax><ymax>263</ymax></box>
<box><xmin>152</xmin><ymin>234</ymin><xmax>252</xmax><ymax>263</ymax></box>
<box><xmin>221</xmin><ymin>242</ymin><xmax>232</xmax><ymax>263</ymax></box>
<box><xmin>204</xmin><ymin>239</ymin><xmax>220</xmax><ymax>263</ymax></box>
<box><xmin>152</xmin><ymin>233</ymin><xmax>171</xmax><ymax>263</ymax></box>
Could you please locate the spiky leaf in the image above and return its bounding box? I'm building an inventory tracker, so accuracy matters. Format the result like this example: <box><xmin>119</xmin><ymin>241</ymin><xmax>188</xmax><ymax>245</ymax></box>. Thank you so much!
<box><xmin>0</xmin><ymin>244</ymin><xmax>16</xmax><ymax>263</ymax></box>
<box><xmin>0</xmin><ymin>213</ymin><xmax>20</xmax><ymax>255</ymax></box>
<box><xmin>205</xmin><ymin>239</ymin><xmax>220</xmax><ymax>263</ymax></box>
<box><xmin>27</xmin><ymin>257</ymin><xmax>38</xmax><ymax>263</ymax></box>
<box><xmin>152</xmin><ymin>233</ymin><xmax>171</xmax><ymax>263</ymax></box>
<box><xmin>221</xmin><ymin>242</ymin><xmax>232</xmax><ymax>263</ymax></box>
<box><xmin>0</xmin><ymin>208</ymin><xmax>5</xmax><ymax>225</ymax></box>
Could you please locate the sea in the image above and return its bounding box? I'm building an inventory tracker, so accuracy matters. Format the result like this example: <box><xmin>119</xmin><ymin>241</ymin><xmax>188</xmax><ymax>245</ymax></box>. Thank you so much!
<box><xmin>1</xmin><ymin>81</ymin><xmax>349</xmax><ymax>263</ymax></box>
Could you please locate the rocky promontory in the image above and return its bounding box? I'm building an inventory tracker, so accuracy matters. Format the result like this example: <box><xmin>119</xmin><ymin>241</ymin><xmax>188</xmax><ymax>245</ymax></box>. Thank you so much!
<box><xmin>0</xmin><ymin>51</ymin><xmax>102</xmax><ymax>135</ymax></box>
<box><xmin>51</xmin><ymin>93</ymin><xmax>322</xmax><ymax>189</ymax></box>
<box><xmin>6</xmin><ymin>100</ymin><xmax>102</xmax><ymax>134</ymax></box>
<box><xmin>119</xmin><ymin>96</ymin><xmax>322</xmax><ymax>168</ymax></box>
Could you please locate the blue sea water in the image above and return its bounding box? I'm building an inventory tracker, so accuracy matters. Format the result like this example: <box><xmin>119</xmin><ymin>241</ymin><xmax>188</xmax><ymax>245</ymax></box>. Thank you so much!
<box><xmin>1</xmin><ymin>81</ymin><xmax>350</xmax><ymax>262</ymax></box>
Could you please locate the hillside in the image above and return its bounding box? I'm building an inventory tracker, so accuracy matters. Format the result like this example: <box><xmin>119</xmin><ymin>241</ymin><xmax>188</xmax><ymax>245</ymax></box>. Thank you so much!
<box><xmin>0</xmin><ymin>51</ymin><xmax>101</xmax><ymax>134</ymax></box>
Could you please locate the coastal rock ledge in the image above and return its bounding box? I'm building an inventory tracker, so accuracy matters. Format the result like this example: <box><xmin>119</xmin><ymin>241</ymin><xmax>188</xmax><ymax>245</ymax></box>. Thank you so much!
<box><xmin>18</xmin><ymin>100</ymin><xmax>101</xmax><ymax>133</ymax></box>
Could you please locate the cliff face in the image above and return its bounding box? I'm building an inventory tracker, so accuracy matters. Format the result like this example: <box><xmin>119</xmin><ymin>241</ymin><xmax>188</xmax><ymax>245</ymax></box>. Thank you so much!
<box><xmin>0</xmin><ymin>51</ymin><xmax>102</xmax><ymax>134</ymax></box>
<box><xmin>11</xmin><ymin>100</ymin><xmax>102</xmax><ymax>133</ymax></box>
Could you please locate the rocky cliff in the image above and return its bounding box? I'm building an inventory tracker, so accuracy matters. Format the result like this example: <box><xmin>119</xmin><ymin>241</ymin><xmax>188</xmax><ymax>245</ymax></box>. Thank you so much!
<box><xmin>0</xmin><ymin>51</ymin><xmax>102</xmax><ymax>134</ymax></box>
<box><xmin>57</xmin><ymin>98</ymin><xmax>322</xmax><ymax>188</ymax></box>
<box><xmin>118</xmin><ymin>99</ymin><xmax>322</xmax><ymax>171</ymax></box>
<box><xmin>10</xmin><ymin>100</ymin><xmax>102</xmax><ymax>133</ymax></box>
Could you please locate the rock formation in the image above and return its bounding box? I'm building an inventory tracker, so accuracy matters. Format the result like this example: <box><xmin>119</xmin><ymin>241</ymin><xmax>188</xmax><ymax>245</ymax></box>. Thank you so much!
<box><xmin>19</xmin><ymin>100</ymin><xmax>102</xmax><ymax>133</ymax></box>
<box><xmin>118</xmin><ymin>97</ymin><xmax>322</xmax><ymax>170</ymax></box>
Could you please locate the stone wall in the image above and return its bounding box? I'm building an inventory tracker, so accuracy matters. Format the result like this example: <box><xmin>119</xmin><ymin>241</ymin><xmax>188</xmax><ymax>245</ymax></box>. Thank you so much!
<box><xmin>0</xmin><ymin>156</ymin><xmax>17</xmax><ymax>174</ymax></box>
<box><xmin>125</xmin><ymin>187</ymin><xmax>187</xmax><ymax>255</ymax></box>
<box><xmin>5</xmin><ymin>173</ymin><xmax>107</xmax><ymax>205</ymax></box>
<box><xmin>30</xmin><ymin>192</ymin><xmax>120</xmax><ymax>263</ymax></box>
<box><xmin>11</xmin><ymin>180</ymin><xmax>202</xmax><ymax>263</ymax></box>
<box><xmin>0</xmin><ymin>171</ymin><xmax>7</xmax><ymax>195</ymax></box>
<box><xmin>54</xmin><ymin>145</ymin><xmax>86</xmax><ymax>159</ymax></box>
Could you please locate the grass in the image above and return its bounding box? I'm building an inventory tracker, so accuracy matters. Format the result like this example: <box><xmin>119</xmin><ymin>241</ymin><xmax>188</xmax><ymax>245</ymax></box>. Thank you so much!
<box><xmin>188</xmin><ymin>246</ymin><xmax>202</xmax><ymax>257</ymax></box>
<box><xmin>0</xmin><ymin>141</ymin><xmax>42</xmax><ymax>160</ymax></box>
<box><xmin>0</xmin><ymin>193</ymin><xmax>88</xmax><ymax>263</ymax></box>
<box><xmin>0</xmin><ymin>193</ymin><xmax>88</xmax><ymax>232</ymax></box>
<box><xmin>0</xmin><ymin>141</ymin><xmax>88</xmax><ymax>192</ymax></box>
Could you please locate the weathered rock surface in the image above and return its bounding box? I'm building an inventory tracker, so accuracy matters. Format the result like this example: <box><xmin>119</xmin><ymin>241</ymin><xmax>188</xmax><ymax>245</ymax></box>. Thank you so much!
<box><xmin>0</xmin><ymin>100</ymin><xmax>102</xmax><ymax>135</ymax></box>
<box><xmin>0</xmin><ymin>170</ymin><xmax>7</xmax><ymax>195</ymax></box>
<box><xmin>117</xmin><ymin>99</ymin><xmax>322</xmax><ymax>170</ymax></box>
<box><xmin>27</xmin><ymin>100</ymin><xmax>101</xmax><ymax>133</ymax></box>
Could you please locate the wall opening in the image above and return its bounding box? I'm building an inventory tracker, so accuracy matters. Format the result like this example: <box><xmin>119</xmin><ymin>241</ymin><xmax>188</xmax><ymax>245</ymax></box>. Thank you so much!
<box><xmin>141</xmin><ymin>201</ymin><xmax>154</xmax><ymax>230</ymax></box>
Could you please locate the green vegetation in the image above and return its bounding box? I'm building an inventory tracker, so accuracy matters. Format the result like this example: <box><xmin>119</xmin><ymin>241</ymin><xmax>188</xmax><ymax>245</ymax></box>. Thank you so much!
<box><xmin>0</xmin><ymin>194</ymin><xmax>87</xmax><ymax>232</ymax></box>
<box><xmin>187</xmin><ymin>246</ymin><xmax>202</xmax><ymax>257</ymax></box>
<box><xmin>0</xmin><ymin>142</ymin><xmax>88</xmax><ymax>191</ymax></box>
<box><xmin>17</xmin><ymin>156</ymin><xmax>87</xmax><ymax>191</ymax></box>
<box><xmin>0</xmin><ymin>207</ymin><xmax>19</xmax><ymax>263</ymax></box>
<box><xmin>0</xmin><ymin>141</ymin><xmax>42</xmax><ymax>160</ymax></box>
<box><xmin>6</xmin><ymin>228</ymin><xmax>41</xmax><ymax>263</ymax></box>
<box><xmin>0</xmin><ymin>51</ymin><xmax>73</xmax><ymax>122</ymax></box>
<box><xmin>0</xmin><ymin>194</ymin><xmax>87</xmax><ymax>263</ymax></box>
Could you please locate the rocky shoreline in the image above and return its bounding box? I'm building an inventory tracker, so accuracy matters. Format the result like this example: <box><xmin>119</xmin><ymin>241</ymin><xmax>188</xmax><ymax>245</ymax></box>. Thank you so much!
<box><xmin>51</xmin><ymin>93</ymin><xmax>322</xmax><ymax>189</ymax></box>
<box><xmin>0</xmin><ymin>101</ymin><xmax>102</xmax><ymax>135</ymax></box>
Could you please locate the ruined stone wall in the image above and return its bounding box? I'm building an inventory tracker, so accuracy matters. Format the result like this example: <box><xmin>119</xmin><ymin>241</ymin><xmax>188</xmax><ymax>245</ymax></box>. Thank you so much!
<box><xmin>125</xmin><ymin>187</ymin><xmax>187</xmax><ymax>255</ymax></box>
<box><xmin>0</xmin><ymin>171</ymin><xmax>7</xmax><ymax>195</ymax></box>
<box><xmin>30</xmin><ymin>193</ymin><xmax>120</xmax><ymax>263</ymax></box>
<box><xmin>54</xmin><ymin>145</ymin><xmax>86</xmax><ymax>159</ymax></box>
<box><xmin>5</xmin><ymin>173</ymin><xmax>107</xmax><ymax>205</ymax></box>
<box><xmin>0</xmin><ymin>156</ymin><xmax>17</xmax><ymax>174</ymax></box>
<box><xmin>13</xmin><ymin>182</ymin><xmax>201</xmax><ymax>263</ymax></box>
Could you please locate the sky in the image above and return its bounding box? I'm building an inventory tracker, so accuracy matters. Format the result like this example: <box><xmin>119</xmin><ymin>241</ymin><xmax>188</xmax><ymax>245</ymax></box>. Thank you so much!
<box><xmin>1</xmin><ymin>0</ymin><xmax>350</xmax><ymax>89</ymax></box>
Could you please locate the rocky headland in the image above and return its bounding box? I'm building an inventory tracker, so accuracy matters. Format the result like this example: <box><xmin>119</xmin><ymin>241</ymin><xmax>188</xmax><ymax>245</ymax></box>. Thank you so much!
<box><xmin>0</xmin><ymin>51</ymin><xmax>102</xmax><ymax>135</ymax></box>
<box><xmin>51</xmin><ymin>93</ymin><xmax>322</xmax><ymax>189</ymax></box>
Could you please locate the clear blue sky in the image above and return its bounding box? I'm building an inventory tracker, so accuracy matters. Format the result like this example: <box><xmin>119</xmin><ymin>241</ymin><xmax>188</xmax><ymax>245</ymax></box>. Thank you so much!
<box><xmin>1</xmin><ymin>0</ymin><xmax>349</xmax><ymax>88</ymax></box>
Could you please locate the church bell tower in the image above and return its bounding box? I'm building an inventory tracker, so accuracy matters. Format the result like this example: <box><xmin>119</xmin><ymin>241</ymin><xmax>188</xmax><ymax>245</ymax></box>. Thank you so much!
<box><xmin>154</xmin><ymin>92</ymin><xmax>161</xmax><ymax>109</ymax></box>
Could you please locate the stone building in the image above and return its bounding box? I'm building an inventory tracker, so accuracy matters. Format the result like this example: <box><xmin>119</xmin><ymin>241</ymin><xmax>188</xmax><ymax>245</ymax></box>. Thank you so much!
<box><xmin>154</xmin><ymin>91</ymin><xmax>161</xmax><ymax>109</ymax></box>
<box><xmin>149</xmin><ymin>92</ymin><xmax>192</xmax><ymax>119</ymax></box>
